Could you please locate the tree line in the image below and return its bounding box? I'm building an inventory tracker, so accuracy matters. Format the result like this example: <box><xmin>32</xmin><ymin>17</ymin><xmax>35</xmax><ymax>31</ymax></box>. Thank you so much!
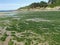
<box><xmin>29</xmin><ymin>1</ymin><xmax>48</xmax><ymax>8</ymax></box>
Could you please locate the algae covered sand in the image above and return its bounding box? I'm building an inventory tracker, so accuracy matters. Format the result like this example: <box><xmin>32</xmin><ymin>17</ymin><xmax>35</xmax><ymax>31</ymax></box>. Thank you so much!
<box><xmin>0</xmin><ymin>11</ymin><xmax>60</xmax><ymax>45</ymax></box>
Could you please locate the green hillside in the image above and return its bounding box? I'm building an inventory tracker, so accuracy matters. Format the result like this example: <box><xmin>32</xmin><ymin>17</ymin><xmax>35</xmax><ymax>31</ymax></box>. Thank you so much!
<box><xmin>48</xmin><ymin>0</ymin><xmax>60</xmax><ymax>7</ymax></box>
<box><xmin>18</xmin><ymin>0</ymin><xmax>60</xmax><ymax>9</ymax></box>
<box><xmin>18</xmin><ymin>1</ymin><xmax>48</xmax><ymax>9</ymax></box>
<box><xmin>55</xmin><ymin>0</ymin><xmax>60</xmax><ymax>6</ymax></box>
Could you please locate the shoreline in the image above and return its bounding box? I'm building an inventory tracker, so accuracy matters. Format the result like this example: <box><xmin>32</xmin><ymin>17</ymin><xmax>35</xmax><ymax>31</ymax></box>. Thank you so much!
<box><xmin>0</xmin><ymin>9</ymin><xmax>60</xmax><ymax>16</ymax></box>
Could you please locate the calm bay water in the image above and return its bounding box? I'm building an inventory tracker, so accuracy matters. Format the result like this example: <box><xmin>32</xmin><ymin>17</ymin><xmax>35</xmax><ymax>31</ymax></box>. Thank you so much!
<box><xmin>0</xmin><ymin>11</ymin><xmax>17</xmax><ymax>17</ymax></box>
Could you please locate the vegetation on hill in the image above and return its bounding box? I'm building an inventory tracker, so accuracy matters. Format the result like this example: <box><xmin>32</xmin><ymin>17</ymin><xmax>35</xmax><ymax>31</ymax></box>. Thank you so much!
<box><xmin>29</xmin><ymin>1</ymin><xmax>48</xmax><ymax>8</ymax></box>
<box><xmin>19</xmin><ymin>1</ymin><xmax>48</xmax><ymax>9</ymax></box>
<box><xmin>18</xmin><ymin>0</ymin><xmax>60</xmax><ymax>9</ymax></box>
<box><xmin>54</xmin><ymin>0</ymin><xmax>60</xmax><ymax>6</ymax></box>
<box><xmin>48</xmin><ymin>0</ymin><xmax>60</xmax><ymax>7</ymax></box>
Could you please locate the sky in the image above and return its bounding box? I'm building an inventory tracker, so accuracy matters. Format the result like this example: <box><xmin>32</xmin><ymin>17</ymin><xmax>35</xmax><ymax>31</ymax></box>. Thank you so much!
<box><xmin>0</xmin><ymin>0</ymin><xmax>48</xmax><ymax>10</ymax></box>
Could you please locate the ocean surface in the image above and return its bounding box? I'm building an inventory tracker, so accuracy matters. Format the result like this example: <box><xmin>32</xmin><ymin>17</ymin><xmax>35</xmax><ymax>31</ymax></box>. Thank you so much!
<box><xmin>0</xmin><ymin>10</ymin><xmax>17</xmax><ymax>17</ymax></box>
